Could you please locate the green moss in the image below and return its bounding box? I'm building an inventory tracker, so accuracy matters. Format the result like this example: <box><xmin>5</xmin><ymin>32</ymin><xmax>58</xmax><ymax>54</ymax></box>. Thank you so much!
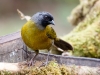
<box><xmin>0</xmin><ymin>61</ymin><xmax>71</xmax><ymax>75</ymax></box>
<box><xmin>0</xmin><ymin>61</ymin><xmax>99</xmax><ymax>75</ymax></box>
<box><xmin>62</xmin><ymin>3</ymin><xmax>100</xmax><ymax>58</ymax></box>
<box><xmin>0</xmin><ymin>71</ymin><xmax>12</xmax><ymax>75</ymax></box>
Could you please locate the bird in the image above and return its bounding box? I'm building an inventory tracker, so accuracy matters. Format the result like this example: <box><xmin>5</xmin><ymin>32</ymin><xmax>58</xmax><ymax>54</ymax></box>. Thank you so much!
<box><xmin>21</xmin><ymin>11</ymin><xmax>73</xmax><ymax>66</ymax></box>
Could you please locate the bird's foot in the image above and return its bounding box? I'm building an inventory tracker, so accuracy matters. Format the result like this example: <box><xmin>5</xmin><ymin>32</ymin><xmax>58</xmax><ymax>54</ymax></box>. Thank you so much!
<box><xmin>27</xmin><ymin>60</ymin><xmax>36</xmax><ymax>67</ymax></box>
<box><xmin>39</xmin><ymin>61</ymin><xmax>48</xmax><ymax>67</ymax></box>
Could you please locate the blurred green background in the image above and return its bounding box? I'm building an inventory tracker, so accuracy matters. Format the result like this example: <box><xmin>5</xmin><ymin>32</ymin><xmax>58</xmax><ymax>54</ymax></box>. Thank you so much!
<box><xmin>0</xmin><ymin>0</ymin><xmax>79</xmax><ymax>36</ymax></box>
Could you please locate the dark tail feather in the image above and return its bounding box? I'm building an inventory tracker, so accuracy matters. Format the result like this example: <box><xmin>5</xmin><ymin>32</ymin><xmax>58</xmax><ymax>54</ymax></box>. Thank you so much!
<box><xmin>54</xmin><ymin>39</ymin><xmax>73</xmax><ymax>50</ymax></box>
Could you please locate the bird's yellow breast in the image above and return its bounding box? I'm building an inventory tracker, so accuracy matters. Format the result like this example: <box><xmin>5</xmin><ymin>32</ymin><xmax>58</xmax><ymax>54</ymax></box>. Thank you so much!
<box><xmin>21</xmin><ymin>20</ymin><xmax>52</xmax><ymax>50</ymax></box>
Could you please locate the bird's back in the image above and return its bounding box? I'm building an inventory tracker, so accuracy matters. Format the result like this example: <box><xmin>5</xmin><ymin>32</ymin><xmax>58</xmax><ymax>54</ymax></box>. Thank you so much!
<box><xmin>21</xmin><ymin>20</ymin><xmax>52</xmax><ymax>50</ymax></box>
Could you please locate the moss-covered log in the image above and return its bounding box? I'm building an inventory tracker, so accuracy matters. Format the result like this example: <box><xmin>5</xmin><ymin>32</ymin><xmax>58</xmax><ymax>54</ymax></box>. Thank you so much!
<box><xmin>0</xmin><ymin>61</ymin><xmax>99</xmax><ymax>75</ymax></box>
<box><xmin>62</xmin><ymin>0</ymin><xmax>100</xmax><ymax>58</ymax></box>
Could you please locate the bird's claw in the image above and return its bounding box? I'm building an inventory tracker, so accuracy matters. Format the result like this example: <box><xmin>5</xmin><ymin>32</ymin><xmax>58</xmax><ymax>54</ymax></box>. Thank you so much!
<box><xmin>28</xmin><ymin>60</ymin><xmax>36</xmax><ymax>67</ymax></box>
<box><xmin>39</xmin><ymin>62</ymin><xmax>48</xmax><ymax>67</ymax></box>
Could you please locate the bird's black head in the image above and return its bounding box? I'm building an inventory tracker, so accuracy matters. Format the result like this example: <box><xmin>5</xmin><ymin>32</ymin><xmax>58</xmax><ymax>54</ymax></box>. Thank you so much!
<box><xmin>31</xmin><ymin>11</ymin><xmax>55</xmax><ymax>30</ymax></box>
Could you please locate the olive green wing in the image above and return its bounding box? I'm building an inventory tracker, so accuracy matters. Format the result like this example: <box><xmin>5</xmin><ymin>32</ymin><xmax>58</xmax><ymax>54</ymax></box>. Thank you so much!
<box><xmin>46</xmin><ymin>26</ymin><xmax>57</xmax><ymax>40</ymax></box>
<box><xmin>46</xmin><ymin>26</ymin><xmax>73</xmax><ymax>50</ymax></box>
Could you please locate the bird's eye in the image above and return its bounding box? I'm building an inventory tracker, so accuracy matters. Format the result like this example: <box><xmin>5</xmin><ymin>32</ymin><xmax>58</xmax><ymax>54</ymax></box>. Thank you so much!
<box><xmin>44</xmin><ymin>16</ymin><xmax>49</xmax><ymax>20</ymax></box>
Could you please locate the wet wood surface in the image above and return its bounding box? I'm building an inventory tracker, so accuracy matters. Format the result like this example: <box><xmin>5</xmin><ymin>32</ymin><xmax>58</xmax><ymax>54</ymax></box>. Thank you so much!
<box><xmin>0</xmin><ymin>31</ymin><xmax>100</xmax><ymax>67</ymax></box>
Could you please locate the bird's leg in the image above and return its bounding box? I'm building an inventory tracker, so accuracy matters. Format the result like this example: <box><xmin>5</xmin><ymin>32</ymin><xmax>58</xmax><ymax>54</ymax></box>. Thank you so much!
<box><xmin>28</xmin><ymin>50</ymin><xmax>39</xmax><ymax>66</ymax></box>
<box><xmin>40</xmin><ymin>50</ymin><xmax>51</xmax><ymax>67</ymax></box>
<box><xmin>45</xmin><ymin>50</ymin><xmax>51</xmax><ymax>65</ymax></box>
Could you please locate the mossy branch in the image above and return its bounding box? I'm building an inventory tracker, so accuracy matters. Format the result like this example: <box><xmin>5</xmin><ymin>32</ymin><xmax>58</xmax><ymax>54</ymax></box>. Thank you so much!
<box><xmin>62</xmin><ymin>0</ymin><xmax>100</xmax><ymax>58</ymax></box>
<box><xmin>0</xmin><ymin>61</ymin><xmax>99</xmax><ymax>75</ymax></box>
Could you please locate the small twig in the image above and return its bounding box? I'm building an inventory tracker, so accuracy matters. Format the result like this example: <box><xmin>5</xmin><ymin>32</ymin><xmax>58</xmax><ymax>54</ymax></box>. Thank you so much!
<box><xmin>17</xmin><ymin>9</ymin><xmax>31</xmax><ymax>21</ymax></box>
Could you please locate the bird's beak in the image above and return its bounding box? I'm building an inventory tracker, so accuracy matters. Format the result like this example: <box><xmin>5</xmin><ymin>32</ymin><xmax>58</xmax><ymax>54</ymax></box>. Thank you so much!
<box><xmin>49</xmin><ymin>20</ymin><xmax>55</xmax><ymax>25</ymax></box>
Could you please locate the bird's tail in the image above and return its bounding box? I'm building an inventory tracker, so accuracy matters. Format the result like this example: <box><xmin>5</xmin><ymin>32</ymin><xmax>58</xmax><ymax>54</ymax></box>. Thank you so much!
<box><xmin>54</xmin><ymin>39</ymin><xmax>73</xmax><ymax>51</ymax></box>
